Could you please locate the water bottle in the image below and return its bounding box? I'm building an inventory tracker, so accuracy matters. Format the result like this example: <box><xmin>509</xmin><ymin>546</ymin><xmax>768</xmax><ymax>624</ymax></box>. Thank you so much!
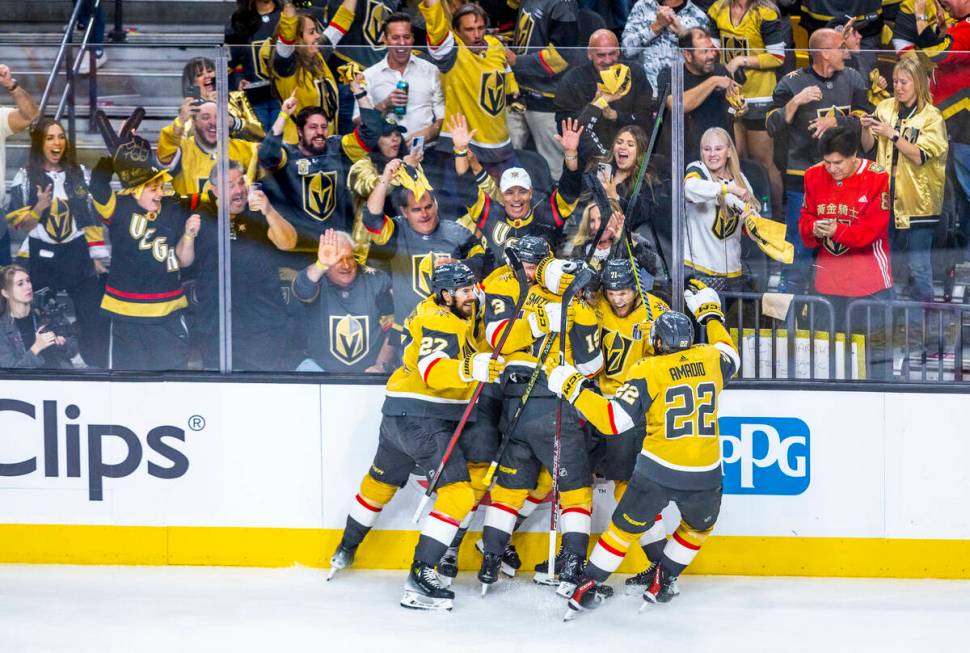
<box><xmin>394</xmin><ymin>80</ymin><xmax>408</xmax><ymax>117</ymax></box>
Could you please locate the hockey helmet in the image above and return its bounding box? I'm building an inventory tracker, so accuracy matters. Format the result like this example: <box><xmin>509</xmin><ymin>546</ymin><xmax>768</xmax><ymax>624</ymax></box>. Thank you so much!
<box><xmin>432</xmin><ymin>261</ymin><xmax>476</xmax><ymax>295</ymax></box>
<box><xmin>650</xmin><ymin>311</ymin><xmax>694</xmax><ymax>354</ymax></box>
<box><xmin>507</xmin><ymin>235</ymin><xmax>550</xmax><ymax>265</ymax></box>
<box><xmin>602</xmin><ymin>258</ymin><xmax>654</xmax><ymax>292</ymax></box>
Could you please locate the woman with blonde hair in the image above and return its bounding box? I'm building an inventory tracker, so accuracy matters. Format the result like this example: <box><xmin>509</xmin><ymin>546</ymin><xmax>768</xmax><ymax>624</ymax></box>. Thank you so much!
<box><xmin>683</xmin><ymin>126</ymin><xmax>756</xmax><ymax>291</ymax></box>
<box><xmin>0</xmin><ymin>264</ymin><xmax>77</xmax><ymax>369</ymax></box>
<box><xmin>861</xmin><ymin>56</ymin><xmax>947</xmax><ymax>303</ymax></box>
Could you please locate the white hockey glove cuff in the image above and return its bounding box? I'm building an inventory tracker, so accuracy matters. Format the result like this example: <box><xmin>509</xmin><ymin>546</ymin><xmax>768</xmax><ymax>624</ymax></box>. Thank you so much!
<box><xmin>460</xmin><ymin>353</ymin><xmax>504</xmax><ymax>383</ymax></box>
<box><xmin>547</xmin><ymin>364</ymin><xmax>586</xmax><ymax>403</ymax></box>
<box><xmin>527</xmin><ymin>302</ymin><xmax>563</xmax><ymax>337</ymax></box>
<box><xmin>536</xmin><ymin>257</ymin><xmax>576</xmax><ymax>295</ymax></box>
<box><xmin>685</xmin><ymin>279</ymin><xmax>724</xmax><ymax>324</ymax></box>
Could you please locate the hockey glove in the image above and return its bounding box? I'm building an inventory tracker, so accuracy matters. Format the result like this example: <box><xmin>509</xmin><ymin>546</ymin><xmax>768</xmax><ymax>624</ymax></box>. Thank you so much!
<box><xmin>459</xmin><ymin>352</ymin><xmax>505</xmax><ymax>384</ymax></box>
<box><xmin>536</xmin><ymin>257</ymin><xmax>577</xmax><ymax>296</ymax></box>
<box><xmin>527</xmin><ymin>302</ymin><xmax>563</xmax><ymax>337</ymax></box>
<box><xmin>684</xmin><ymin>279</ymin><xmax>724</xmax><ymax>324</ymax></box>
<box><xmin>547</xmin><ymin>364</ymin><xmax>587</xmax><ymax>404</ymax></box>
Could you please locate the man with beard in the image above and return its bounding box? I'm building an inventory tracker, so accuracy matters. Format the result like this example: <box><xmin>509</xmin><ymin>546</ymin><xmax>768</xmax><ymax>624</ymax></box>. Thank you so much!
<box><xmin>656</xmin><ymin>27</ymin><xmax>734</xmax><ymax>159</ymax></box>
<box><xmin>259</xmin><ymin>88</ymin><xmax>381</xmax><ymax>248</ymax></box>
<box><xmin>363</xmin><ymin>158</ymin><xmax>486</xmax><ymax>324</ymax></box>
<box><xmin>157</xmin><ymin>101</ymin><xmax>258</xmax><ymax>196</ymax></box>
<box><xmin>186</xmin><ymin>161</ymin><xmax>296</xmax><ymax>371</ymax></box>
<box><xmin>327</xmin><ymin>261</ymin><xmax>506</xmax><ymax>611</ymax></box>
<box><xmin>554</xmin><ymin>29</ymin><xmax>654</xmax><ymax>163</ymax></box>
<box><xmin>292</xmin><ymin>228</ymin><xmax>396</xmax><ymax>373</ymax></box>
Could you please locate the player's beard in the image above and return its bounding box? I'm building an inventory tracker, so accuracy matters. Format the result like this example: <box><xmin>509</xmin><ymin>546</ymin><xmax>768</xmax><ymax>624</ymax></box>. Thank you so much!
<box><xmin>449</xmin><ymin>298</ymin><xmax>477</xmax><ymax>320</ymax></box>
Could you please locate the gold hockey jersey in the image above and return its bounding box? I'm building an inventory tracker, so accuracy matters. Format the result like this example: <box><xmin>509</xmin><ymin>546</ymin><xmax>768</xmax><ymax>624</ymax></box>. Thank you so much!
<box><xmin>157</xmin><ymin>124</ymin><xmax>258</xmax><ymax>196</ymax></box>
<box><xmin>575</xmin><ymin>319</ymin><xmax>739</xmax><ymax>490</ymax></box>
<box><xmin>707</xmin><ymin>1</ymin><xmax>785</xmax><ymax>104</ymax></box>
<box><xmin>594</xmin><ymin>292</ymin><xmax>669</xmax><ymax>397</ymax></box>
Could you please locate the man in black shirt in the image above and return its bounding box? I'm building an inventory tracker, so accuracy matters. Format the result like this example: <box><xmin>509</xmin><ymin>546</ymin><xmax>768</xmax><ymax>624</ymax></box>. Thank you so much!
<box><xmin>190</xmin><ymin>161</ymin><xmax>297</xmax><ymax>371</ymax></box>
<box><xmin>554</xmin><ymin>28</ymin><xmax>654</xmax><ymax>163</ymax></box>
<box><xmin>657</xmin><ymin>27</ymin><xmax>733</xmax><ymax>160</ymax></box>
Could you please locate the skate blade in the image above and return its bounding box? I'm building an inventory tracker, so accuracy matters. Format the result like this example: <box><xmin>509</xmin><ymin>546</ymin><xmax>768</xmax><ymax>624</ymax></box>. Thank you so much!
<box><xmin>563</xmin><ymin>604</ymin><xmax>581</xmax><ymax>622</ymax></box>
<box><xmin>501</xmin><ymin>562</ymin><xmax>518</xmax><ymax>578</ymax></box>
<box><xmin>326</xmin><ymin>567</ymin><xmax>340</xmax><ymax>582</ymax></box>
<box><xmin>438</xmin><ymin>574</ymin><xmax>454</xmax><ymax>588</ymax></box>
<box><xmin>480</xmin><ymin>583</ymin><xmax>489</xmax><ymax>598</ymax></box>
<box><xmin>533</xmin><ymin>571</ymin><xmax>559</xmax><ymax>587</ymax></box>
<box><xmin>638</xmin><ymin>600</ymin><xmax>651</xmax><ymax>614</ymax></box>
<box><xmin>556</xmin><ymin>580</ymin><xmax>577</xmax><ymax>598</ymax></box>
<box><xmin>400</xmin><ymin>591</ymin><xmax>453</xmax><ymax>611</ymax></box>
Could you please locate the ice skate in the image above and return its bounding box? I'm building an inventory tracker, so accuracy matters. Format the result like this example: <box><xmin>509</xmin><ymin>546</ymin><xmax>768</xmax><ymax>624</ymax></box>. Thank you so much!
<box><xmin>563</xmin><ymin>579</ymin><xmax>612</xmax><ymax>621</ymax></box>
<box><xmin>475</xmin><ymin>538</ymin><xmax>521</xmax><ymax>577</ymax></box>
<box><xmin>533</xmin><ymin>549</ymin><xmax>566</xmax><ymax>586</ymax></box>
<box><xmin>327</xmin><ymin>543</ymin><xmax>356</xmax><ymax>581</ymax></box>
<box><xmin>640</xmin><ymin>564</ymin><xmax>678</xmax><ymax>610</ymax></box>
<box><xmin>555</xmin><ymin>550</ymin><xmax>586</xmax><ymax>598</ymax></box>
<box><xmin>626</xmin><ymin>561</ymin><xmax>679</xmax><ymax>597</ymax></box>
<box><xmin>478</xmin><ymin>551</ymin><xmax>503</xmax><ymax>596</ymax></box>
<box><xmin>400</xmin><ymin>561</ymin><xmax>455</xmax><ymax>611</ymax></box>
<box><xmin>436</xmin><ymin>546</ymin><xmax>459</xmax><ymax>587</ymax></box>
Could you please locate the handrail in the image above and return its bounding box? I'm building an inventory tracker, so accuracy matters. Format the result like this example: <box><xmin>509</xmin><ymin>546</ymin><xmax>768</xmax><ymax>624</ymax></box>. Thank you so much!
<box><xmin>36</xmin><ymin>0</ymin><xmax>87</xmax><ymax>116</ymax></box>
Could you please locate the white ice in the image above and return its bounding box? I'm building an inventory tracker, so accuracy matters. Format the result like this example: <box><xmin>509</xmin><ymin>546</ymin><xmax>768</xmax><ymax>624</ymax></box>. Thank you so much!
<box><xmin>1</xmin><ymin>564</ymin><xmax>968</xmax><ymax>652</ymax></box>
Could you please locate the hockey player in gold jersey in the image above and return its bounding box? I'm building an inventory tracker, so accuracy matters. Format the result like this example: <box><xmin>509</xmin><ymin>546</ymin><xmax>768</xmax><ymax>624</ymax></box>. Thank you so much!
<box><xmin>549</xmin><ymin>280</ymin><xmax>740</xmax><ymax>618</ymax></box>
<box><xmin>477</xmin><ymin>237</ymin><xmax>605</xmax><ymax>597</ymax></box>
<box><xmin>328</xmin><ymin>261</ymin><xmax>505</xmax><ymax>611</ymax></box>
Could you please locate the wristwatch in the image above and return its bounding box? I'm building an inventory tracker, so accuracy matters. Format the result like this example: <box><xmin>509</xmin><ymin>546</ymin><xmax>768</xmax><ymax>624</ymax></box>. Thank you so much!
<box><xmin>891</xmin><ymin>132</ymin><xmax>900</xmax><ymax>143</ymax></box>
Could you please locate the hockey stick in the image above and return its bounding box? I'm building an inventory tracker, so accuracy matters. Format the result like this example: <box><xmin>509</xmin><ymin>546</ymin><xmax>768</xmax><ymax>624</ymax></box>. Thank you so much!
<box><xmin>627</xmin><ymin>84</ymin><xmax>671</xmax><ymax>281</ymax></box>
<box><xmin>411</xmin><ymin>249</ymin><xmax>529</xmax><ymax>523</ymax></box>
<box><xmin>546</xmin><ymin>267</ymin><xmax>593</xmax><ymax>582</ymax></box>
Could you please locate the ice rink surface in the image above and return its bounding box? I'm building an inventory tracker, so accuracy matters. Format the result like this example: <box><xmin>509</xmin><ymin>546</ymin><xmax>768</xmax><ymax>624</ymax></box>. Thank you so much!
<box><xmin>2</xmin><ymin>564</ymin><xmax>968</xmax><ymax>652</ymax></box>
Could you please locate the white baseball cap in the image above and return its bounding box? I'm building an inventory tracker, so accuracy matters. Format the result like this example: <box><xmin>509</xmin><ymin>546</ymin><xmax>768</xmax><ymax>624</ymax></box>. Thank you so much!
<box><xmin>499</xmin><ymin>167</ymin><xmax>532</xmax><ymax>193</ymax></box>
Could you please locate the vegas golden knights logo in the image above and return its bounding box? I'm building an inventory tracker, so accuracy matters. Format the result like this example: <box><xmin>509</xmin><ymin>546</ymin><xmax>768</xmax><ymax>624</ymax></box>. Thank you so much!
<box><xmin>330</xmin><ymin>314</ymin><xmax>370</xmax><ymax>366</ymax></box>
<box><xmin>44</xmin><ymin>198</ymin><xmax>72</xmax><ymax>243</ymax></box>
<box><xmin>411</xmin><ymin>251</ymin><xmax>452</xmax><ymax>297</ymax></box>
<box><xmin>251</xmin><ymin>38</ymin><xmax>271</xmax><ymax>80</ymax></box>
<box><xmin>479</xmin><ymin>71</ymin><xmax>507</xmax><ymax>117</ymax></box>
<box><xmin>315</xmin><ymin>77</ymin><xmax>339</xmax><ymax>122</ymax></box>
<box><xmin>490</xmin><ymin>222</ymin><xmax>516</xmax><ymax>249</ymax></box>
<box><xmin>604</xmin><ymin>332</ymin><xmax>634</xmax><ymax>376</ymax></box>
<box><xmin>302</xmin><ymin>170</ymin><xmax>338</xmax><ymax>222</ymax></box>
<box><xmin>720</xmin><ymin>36</ymin><xmax>750</xmax><ymax>63</ymax></box>
<box><xmin>513</xmin><ymin>11</ymin><xmax>535</xmax><ymax>54</ymax></box>
<box><xmin>823</xmin><ymin>237</ymin><xmax>849</xmax><ymax>256</ymax></box>
<box><xmin>363</xmin><ymin>0</ymin><xmax>389</xmax><ymax>49</ymax></box>
<box><xmin>712</xmin><ymin>205</ymin><xmax>740</xmax><ymax>240</ymax></box>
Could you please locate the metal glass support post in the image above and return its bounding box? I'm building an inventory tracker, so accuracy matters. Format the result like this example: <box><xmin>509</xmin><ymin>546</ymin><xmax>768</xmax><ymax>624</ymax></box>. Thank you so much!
<box><xmin>216</xmin><ymin>48</ymin><xmax>233</xmax><ymax>374</ymax></box>
<box><xmin>670</xmin><ymin>51</ymin><xmax>686</xmax><ymax>313</ymax></box>
<box><xmin>108</xmin><ymin>0</ymin><xmax>127</xmax><ymax>43</ymax></box>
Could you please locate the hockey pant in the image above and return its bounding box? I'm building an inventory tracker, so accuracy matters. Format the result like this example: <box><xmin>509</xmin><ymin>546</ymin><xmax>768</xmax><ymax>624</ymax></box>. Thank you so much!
<box><xmin>584</xmin><ymin>471</ymin><xmax>722</xmax><ymax>583</ymax></box>
<box><xmin>338</xmin><ymin>415</ymin><xmax>477</xmax><ymax>566</ymax></box>
<box><xmin>481</xmin><ymin>395</ymin><xmax>592</xmax><ymax>558</ymax></box>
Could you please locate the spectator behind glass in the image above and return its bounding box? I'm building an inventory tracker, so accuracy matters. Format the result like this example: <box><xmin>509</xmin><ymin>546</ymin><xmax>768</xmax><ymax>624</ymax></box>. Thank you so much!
<box><xmin>554</xmin><ymin>29</ymin><xmax>655</xmax><ymax>165</ymax></box>
<box><xmin>77</xmin><ymin>0</ymin><xmax>107</xmax><ymax>74</ymax></box>
<box><xmin>799</xmin><ymin>126</ymin><xmax>893</xmax><ymax>379</ymax></box>
<box><xmin>767</xmin><ymin>28</ymin><xmax>869</xmax><ymax>294</ymax></box>
<box><xmin>225</xmin><ymin>0</ymin><xmax>283</xmax><ymax>131</ymax></box>
<box><xmin>0</xmin><ymin>63</ymin><xmax>40</xmax><ymax>266</ymax></box>
<box><xmin>5</xmin><ymin>118</ymin><xmax>109</xmax><ymax>368</ymax></box>
<box><xmin>706</xmin><ymin>0</ymin><xmax>786</xmax><ymax>218</ymax></box>
<box><xmin>354</xmin><ymin>12</ymin><xmax>445</xmax><ymax>144</ymax></box>
<box><xmin>293</xmin><ymin>229</ymin><xmax>396</xmax><ymax>373</ymax></box>
<box><xmin>684</xmin><ymin>126</ymin><xmax>757</xmax><ymax>292</ymax></box>
<box><xmin>266</xmin><ymin>0</ymin><xmax>357</xmax><ymax>144</ymax></box>
<box><xmin>861</xmin><ymin>57</ymin><xmax>948</xmax><ymax>304</ymax></box>
<box><xmin>621</xmin><ymin>0</ymin><xmax>711</xmax><ymax>96</ymax></box>
<box><xmin>566</xmin><ymin>201</ymin><xmax>662</xmax><ymax>281</ymax></box>
<box><xmin>0</xmin><ymin>264</ymin><xmax>77</xmax><ymax>369</ymax></box>
<box><xmin>189</xmin><ymin>161</ymin><xmax>296</xmax><ymax>371</ymax></box>
<box><xmin>657</xmin><ymin>27</ymin><xmax>734</xmax><ymax>160</ymax></box>
<box><xmin>179</xmin><ymin>57</ymin><xmax>265</xmax><ymax>142</ymax></box>
<box><xmin>506</xmin><ymin>0</ymin><xmax>581</xmax><ymax>180</ymax></box>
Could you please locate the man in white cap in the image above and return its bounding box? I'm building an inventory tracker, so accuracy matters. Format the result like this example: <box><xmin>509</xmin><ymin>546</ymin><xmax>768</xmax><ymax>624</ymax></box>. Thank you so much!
<box><xmin>464</xmin><ymin>117</ymin><xmax>585</xmax><ymax>261</ymax></box>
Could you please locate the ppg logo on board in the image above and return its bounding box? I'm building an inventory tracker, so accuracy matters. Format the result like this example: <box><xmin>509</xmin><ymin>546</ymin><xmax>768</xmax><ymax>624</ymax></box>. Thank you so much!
<box><xmin>719</xmin><ymin>417</ymin><xmax>810</xmax><ymax>495</ymax></box>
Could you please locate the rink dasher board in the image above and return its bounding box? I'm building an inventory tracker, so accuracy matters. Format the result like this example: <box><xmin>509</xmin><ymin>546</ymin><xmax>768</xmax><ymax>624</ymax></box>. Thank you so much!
<box><xmin>0</xmin><ymin>379</ymin><xmax>968</xmax><ymax>578</ymax></box>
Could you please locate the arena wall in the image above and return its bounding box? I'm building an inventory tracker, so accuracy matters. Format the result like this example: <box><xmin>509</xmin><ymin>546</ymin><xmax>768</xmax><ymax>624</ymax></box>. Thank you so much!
<box><xmin>1</xmin><ymin>379</ymin><xmax>968</xmax><ymax>578</ymax></box>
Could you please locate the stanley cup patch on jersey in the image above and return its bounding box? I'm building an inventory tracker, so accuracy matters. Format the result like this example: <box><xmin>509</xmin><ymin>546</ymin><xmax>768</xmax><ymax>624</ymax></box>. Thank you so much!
<box><xmin>44</xmin><ymin>199</ymin><xmax>73</xmax><ymax>243</ymax></box>
<box><xmin>712</xmin><ymin>204</ymin><xmax>740</xmax><ymax>240</ymax></box>
<box><xmin>513</xmin><ymin>11</ymin><xmax>536</xmax><ymax>53</ymax></box>
<box><xmin>604</xmin><ymin>331</ymin><xmax>634</xmax><ymax>377</ymax></box>
<box><xmin>302</xmin><ymin>170</ymin><xmax>338</xmax><ymax>222</ymax></box>
<box><xmin>330</xmin><ymin>314</ymin><xmax>370</xmax><ymax>366</ymax></box>
<box><xmin>363</xmin><ymin>0</ymin><xmax>389</xmax><ymax>48</ymax></box>
<box><xmin>480</xmin><ymin>71</ymin><xmax>507</xmax><ymax>118</ymax></box>
<box><xmin>411</xmin><ymin>251</ymin><xmax>453</xmax><ymax>298</ymax></box>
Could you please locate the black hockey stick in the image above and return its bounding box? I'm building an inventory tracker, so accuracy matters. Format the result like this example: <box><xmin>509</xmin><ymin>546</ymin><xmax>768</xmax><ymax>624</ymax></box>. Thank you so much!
<box><xmin>628</xmin><ymin>84</ymin><xmax>671</xmax><ymax>281</ymax></box>
<box><xmin>411</xmin><ymin>249</ymin><xmax>529</xmax><ymax>523</ymax></box>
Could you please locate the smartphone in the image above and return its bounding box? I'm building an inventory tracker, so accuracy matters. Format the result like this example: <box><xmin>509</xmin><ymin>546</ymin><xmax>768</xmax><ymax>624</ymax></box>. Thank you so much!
<box><xmin>597</xmin><ymin>162</ymin><xmax>613</xmax><ymax>186</ymax></box>
<box><xmin>410</xmin><ymin>136</ymin><xmax>425</xmax><ymax>153</ymax></box>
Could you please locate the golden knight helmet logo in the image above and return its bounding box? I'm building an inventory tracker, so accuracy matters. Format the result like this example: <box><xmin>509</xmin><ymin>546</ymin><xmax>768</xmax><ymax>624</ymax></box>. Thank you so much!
<box><xmin>411</xmin><ymin>251</ymin><xmax>452</xmax><ymax>297</ymax></box>
<box><xmin>479</xmin><ymin>71</ymin><xmax>507</xmax><ymax>117</ymax></box>
<box><xmin>330</xmin><ymin>314</ymin><xmax>370</xmax><ymax>366</ymax></box>
<box><xmin>302</xmin><ymin>170</ymin><xmax>338</xmax><ymax>222</ymax></box>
